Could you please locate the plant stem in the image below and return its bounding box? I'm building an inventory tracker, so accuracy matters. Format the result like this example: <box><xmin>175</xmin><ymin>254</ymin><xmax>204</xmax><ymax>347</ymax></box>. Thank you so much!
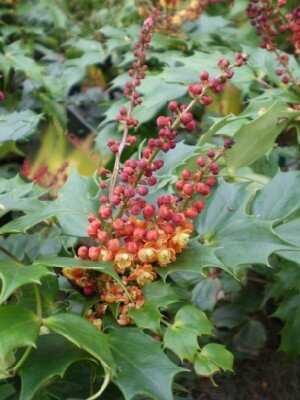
<box><xmin>86</xmin><ymin>368</ymin><xmax>110</xmax><ymax>400</ymax></box>
<box><xmin>0</xmin><ymin>246</ymin><xmax>23</xmax><ymax>265</ymax></box>
<box><xmin>219</xmin><ymin>174</ymin><xmax>268</xmax><ymax>186</ymax></box>
<box><xmin>9</xmin><ymin>346</ymin><xmax>32</xmax><ymax>375</ymax></box>
<box><xmin>33</xmin><ymin>284</ymin><xmax>43</xmax><ymax>322</ymax></box>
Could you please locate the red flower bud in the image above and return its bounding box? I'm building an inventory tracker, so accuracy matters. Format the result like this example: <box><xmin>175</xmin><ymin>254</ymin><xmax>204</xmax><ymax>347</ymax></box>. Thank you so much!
<box><xmin>99</xmin><ymin>205</ymin><xmax>112</xmax><ymax>220</ymax></box>
<box><xmin>185</xmin><ymin>207</ymin><xmax>198</xmax><ymax>219</ymax></box>
<box><xmin>195</xmin><ymin>183</ymin><xmax>210</xmax><ymax>196</ymax></box>
<box><xmin>156</xmin><ymin>116</ymin><xmax>169</xmax><ymax>127</ymax></box>
<box><xmin>168</xmin><ymin>101</ymin><xmax>179</xmax><ymax>112</ymax></box>
<box><xmin>108</xmin><ymin>239</ymin><xmax>120</xmax><ymax>252</ymax></box>
<box><xmin>146</xmin><ymin>230</ymin><xmax>159</xmax><ymax>242</ymax></box>
<box><xmin>197</xmin><ymin>157</ymin><xmax>206</xmax><ymax>167</ymax></box>
<box><xmin>182</xmin><ymin>183</ymin><xmax>194</xmax><ymax>196</ymax></box>
<box><xmin>87</xmin><ymin>224</ymin><xmax>98</xmax><ymax>238</ymax></box>
<box><xmin>143</xmin><ymin>205</ymin><xmax>155</xmax><ymax>219</ymax></box>
<box><xmin>89</xmin><ymin>246</ymin><xmax>100</xmax><ymax>261</ymax></box>
<box><xmin>77</xmin><ymin>246</ymin><xmax>89</xmax><ymax>259</ymax></box>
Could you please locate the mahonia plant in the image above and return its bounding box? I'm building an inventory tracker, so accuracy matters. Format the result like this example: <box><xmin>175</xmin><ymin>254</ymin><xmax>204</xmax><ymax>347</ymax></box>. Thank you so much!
<box><xmin>247</xmin><ymin>0</ymin><xmax>300</xmax><ymax>87</ymax></box>
<box><xmin>137</xmin><ymin>0</ymin><xmax>219</xmax><ymax>35</ymax></box>
<box><xmin>63</xmin><ymin>13</ymin><xmax>249</xmax><ymax>329</ymax></box>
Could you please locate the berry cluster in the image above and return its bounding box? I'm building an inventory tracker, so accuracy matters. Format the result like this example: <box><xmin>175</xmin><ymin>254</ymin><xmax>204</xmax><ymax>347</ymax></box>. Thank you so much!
<box><xmin>246</xmin><ymin>0</ymin><xmax>300</xmax><ymax>86</ymax></box>
<box><xmin>137</xmin><ymin>0</ymin><xmax>211</xmax><ymax>35</ymax></box>
<box><xmin>63</xmin><ymin>14</ymin><xmax>248</xmax><ymax>329</ymax></box>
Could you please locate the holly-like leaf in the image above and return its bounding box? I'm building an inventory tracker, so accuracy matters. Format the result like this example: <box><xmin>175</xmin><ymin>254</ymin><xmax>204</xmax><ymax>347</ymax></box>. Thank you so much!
<box><xmin>43</xmin><ymin>313</ymin><xmax>116</xmax><ymax>374</ymax></box>
<box><xmin>0</xmin><ymin>383</ymin><xmax>16</xmax><ymax>399</ymax></box>
<box><xmin>109</xmin><ymin>328</ymin><xmax>183</xmax><ymax>400</ymax></box>
<box><xmin>0</xmin><ymin>175</ymin><xmax>46</xmax><ymax>219</ymax></box>
<box><xmin>200</xmin><ymin>343</ymin><xmax>234</xmax><ymax>372</ymax></box>
<box><xmin>159</xmin><ymin>239</ymin><xmax>224</xmax><ymax>281</ymax></box>
<box><xmin>226</xmin><ymin>103</ymin><xmax>300</xmax><ymax>171</ymax></box>
<box><xmin>234</xmin><ymin>320</ymin><xmax>267</xmax><ymax>356</ymax></box>
<box><xmin>0</xmin><ymin>259</ymin><xmax>54</xmax><ymax>304</ymax></box>
<box><xmin>251</xmin><ymin>171</ymin><xmax>300</xmax><ymax>221</ymax></box>
<box><xmin>164</xmin><ymin>305</ymin><xmax>213</xmax><ymax>362</ymax></box>
<box><xmin>191</xmin><ymin>278</ymin><xmax>222</xmax><ymax>311</ymax></box>
<box><xmin>19</xmin><ymin>334</ymin><xmax>90</xmax><ymax>400</ymax></box>
<box><xmin>209</xmin><ymin>218</ymin><xmax>292</xmax><ymax>269</ymax></box>
<box><xmin>0</xmin><ymin>111</ymin><xmax>42</xmax><ymax>143</ymax></box>
<box><xmin>128</xmin><ymin>281</ymin><xmax>181</xmax><ymax>333</ymax></box>
<box><xmin>194</xmin><ymin>354</ymin><xmax>220</xmax><ymax>377</ymax></box>
<box><xmin>195</xmin><ymin>180</ymin><xmax>294</xmax><ymax>270</ymax></box>
<box><xmin>279</xmin><ymin>308</ymin><xmax>300</xmax><ymax>359</ymax></box>
<box><xmin>0</xmin><ymin>306</ymin><xmax>40</xmax><ymax>360</ymax></box>
<box><xmin>0</xmin><ymin>169</ymin><xmax>98</xmax><ymax>237</ymax></box>
<box><xmin>275</xmin><ymin>219</ymin><xmax>300</xmax><ymax>264</ymax></box>
<box><xmin>34</xmin><ymin>256</ymin><xmax>122</xmax><ymax>287</ymax></box>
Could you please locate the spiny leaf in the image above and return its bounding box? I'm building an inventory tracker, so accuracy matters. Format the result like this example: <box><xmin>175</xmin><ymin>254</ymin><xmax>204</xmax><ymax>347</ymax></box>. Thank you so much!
<box><xmin>200</xmin><ymin>343</ymin><xmax>234</xmax><ymax>372</ymax></box>
<box><xmin>128</xmin><ymin>281</ymin><xmax>181</xmax><ymax>333</ymax></box>
<box><xmin>0</xmin><ymin>259</ymin><xmax>54</xmax><ymax>304</ymax></box>
<box><xmin>0</xmin><ymin>169</ymin><xmax>98</xmax><ymax>236</ymax></box>
<box><xmin>195</xmin><ymin>180</ymin><xmax>294</xmax><ymax>270</ymax></box>
<box><xmin>34</xmin><ymin>256</ymin><xmax>121</xmax><ymax>286</ymax></box>
<box><xmin>159</xmin><ymin>239</ymin><xmax>224</xmax><ymax>281</ymax></box>
<box><xmin>0</xmin><ymin>306</ymin><xmax>39</xmax><ymax>360</ymax></box>
<box><xmin>194</xmin><ymin>354</ymin><xmax>220</xmax><ymax>377</ymax></box>
<box><xmin>226</xmin><ymin>103</ymin><xmax>300</xmax><ymax>171</ymax></box>
<box><xmin>251</xmin><ymin>171</ymin><xmax>300</xmax><ymax>221</ymax></box>
<box><xmin>19</xmin><ymin>334</ymin><xmax>89</xmax><ymax>400</ymax></box>
<box><xmin>0</xmin><ymin>111</ymin><xmax>42</xmax><ymax>143</ymax></box>
<box><xmin>43</xmin><ymin>313</ymin><xmax>116</xmax><ymax>374</ymax></box>
<box><xmin>109</xmin><ymin>328</ymin><xmax>183</xmax><ymax>400</ymax></box>
<box><xmin>164</xmin><ymin>306</ymin><xmax>213</xmax><ymax>362</ymax></box>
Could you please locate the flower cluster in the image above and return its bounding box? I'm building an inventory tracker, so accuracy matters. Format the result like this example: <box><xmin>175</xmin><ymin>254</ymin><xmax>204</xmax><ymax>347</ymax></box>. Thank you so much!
<box><xmin>246</xmin><ymin>0</ymin><xmax>300</xmax><ymax>86</ymax></box>
<box><xmin>63</xmin><ymin>14</ymin><xmax>248</xmax><ymax>329</ymax></box>
<box><xmin>137</xmin><ymin>0</ymin><xmax>213</xmax><ymax>35</ymax></box>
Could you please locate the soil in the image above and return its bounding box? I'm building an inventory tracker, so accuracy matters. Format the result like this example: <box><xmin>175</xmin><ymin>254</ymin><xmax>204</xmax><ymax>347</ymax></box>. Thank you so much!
<box><xmin>192</xmin><ymin>350</ymin><xmax>300</xmax><ymax>400</ymax></box>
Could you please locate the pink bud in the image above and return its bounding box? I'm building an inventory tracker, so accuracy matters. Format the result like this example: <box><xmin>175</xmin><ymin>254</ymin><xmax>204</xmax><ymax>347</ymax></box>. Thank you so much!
<box><xmin>89</xmin><ymin>246</ymin><xmax>100</xmax><ymax>261</ymax></box>
<box><xmin>78</xmin><ymin>246</ymin><xmax>89</xmax><ymax>259</ymax></box>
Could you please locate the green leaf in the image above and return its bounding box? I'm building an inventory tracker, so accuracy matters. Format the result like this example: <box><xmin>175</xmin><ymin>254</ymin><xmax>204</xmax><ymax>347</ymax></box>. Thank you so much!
<box><xmin>199</xmin><ymin>114</ymin><xmax>236</xmax><ymax>145</ymax></box>
<box><xmin>0</xmin><ymin>383</ymin><xmax>16</xmax><ymax>399</ymax></box>
<box><xmin>0</xmin><ymin>259</ymin><xmax>54</xmax><ymax>304</ymax></box>
<box><xmin>128</xmin><ymin>281</ymin><xmax>181</xmax><ymax>333</ymax></box>
<box><xmin>234</xmin><ymin>320</ymin><xmax>267</xmax><ymax>356</ymax></box>
<box><xmin>0</xmin><ymin>111</ymin><xmax>42</xmax><ymax>143</ymax></box>
<box><xmin>226</xmin><ymin>103</ymin><xmax>300</xmax><ymax>171</ymax></box>
<box><xmin>194</xmin><ymin>354</ymin><xmax>220</xmax><ymax>377</ymax></box>
<box><xmin>191</xmin><ymin>278</ymin><xmax>221</xmax><ymax>311</ymax></box>
<box><xmin>196</xmin><ymin>180</ymin><xmax>294</xmax><ymax>270</ymax></box>
<box><xmin>201</xmin><ymin>343</ymin><xmax>234</xmax><ymax>372</ymax></box>
<box><xmin>0</xmin><ymin>169</ymin><xmax>98</xmax><ymax>237</ymax></box>
<box><xmin>213</xmin><ymin>305</ymin><xmax>247</xmax><ymax>329</ymax></box>
<box><xmin>19</xmin><ymin>334</ymin><xmax>89</xmax><ymax>400</ymax></box>
<box><xmin>279</xmin><ymin>308</ymin><xmax>300</xmax><ymax>359</ymax></box>
<box><xmin>251</xmin><ymin>171</ymin><xmax>300</xmax><ymax>221</ymax></box>
<box><xmin>0</xmin><ymin>306</ymin><xmax>39</xmax><ymax>360</ymax></box>
<box><xmin>109</xmin><ymin>328</ymin><xmax>183</xmax><ymax>400</ymax></box>
<box><xmin>195</xmin><ymin>180</ymin><xmax>251</xmax><ymax>234</ymax></box>
<box><xmin>34</xmin><ymin>256</ymin><xmax>122</xmax><ymax>287</ymax></box>
<box><xmin>0</xmin><ymin>175</ymin><xmax>46</xmax><ymax>218</ymax></box>
<box><xmin>43</xmin><ymin>313</ymin><xmax>115</xmax><ymax>374</ymax></box>
<box><xmin>164</xmin><ymin>305</ymin><xmax>213</xmax><ymax>362</ymax></box>
<box><xmin>210</xmin><ymin>218</ymin><xmax>292</xmax><ymax>268</ymax></box>
<box><xmin>275</xmin><ymin>218</ymin><xmax>300</xmax><ymax>264</ymax></box>
<box><xmin>159</xmin><ymin>239</ymin><xmax>224</xmax><ymax>281</ymax></box>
